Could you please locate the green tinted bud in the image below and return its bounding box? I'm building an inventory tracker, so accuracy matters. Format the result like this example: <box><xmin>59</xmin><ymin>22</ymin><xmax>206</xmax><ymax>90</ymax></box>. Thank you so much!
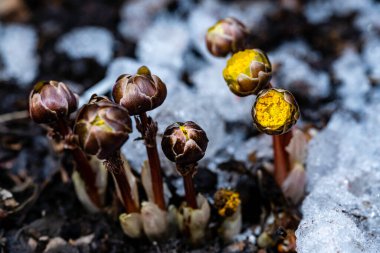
<box><xmin>74</xmin><ymin>95</ymin><xmax>132</xmax><ymax>159</ymax></box>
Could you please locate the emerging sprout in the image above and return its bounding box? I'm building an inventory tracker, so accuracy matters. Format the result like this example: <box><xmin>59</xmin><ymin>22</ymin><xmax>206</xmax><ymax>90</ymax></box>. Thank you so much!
<box><xmin>161</xmin><ymin>121</ymin><xmax>209</xmax><ymax>175</ymax></box>
<box><xmin>74</xmin><ymin>95</ymin><xmax>132</xmax><ymax>160</ymax></box>
<box><xmin>119</xmin><ymin>212</ymin><xmax>143</xmax><ymax>238</ymax></box>
<box><xmin>176</xmin><ymin>194</ymin><xmax>211</xmax><ymax>246</ymax></box>
<box><xmin>223</xmin><ymin>49</ymin><xmax>272</xmax><ymax>97</ymax></box>
<box><xmin>119</xmin><ymin>161</ymin><xmax>175</xmax><ymax>241</ymax></box>
<box><xmin>206</xmin><ymin>17</ymin><xmax>249</xmax><ymax>57</ymax></box>
<box><xmin>282</xmin><ymin>129</ymin><xmax>307</xmax><ymax>204</ymax></box>
<box><xmin>29</xmin><ymin>80</ymin><xmax>78</xmax><ymax>124</ymax></box>
<box><xmin>112</xmin><ymin>66</ymin><xmax>167</xmax><ymax>116</ymax></box>
<box><xmin>252</xmin><ymin>88</ymin><xmax>299</xmax><ymax>135</ymax></box>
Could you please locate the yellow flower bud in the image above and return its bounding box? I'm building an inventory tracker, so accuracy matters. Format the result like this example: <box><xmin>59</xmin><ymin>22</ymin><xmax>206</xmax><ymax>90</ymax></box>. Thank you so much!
<box><xmin>252</xmin><ymin>88</ymin><xmax>300</xmax><ymax>135</ymax></box>
<box><xmin>223</xmin><ymin>49</ymin><xmax>272</xmax><ymax>97</ymax></box>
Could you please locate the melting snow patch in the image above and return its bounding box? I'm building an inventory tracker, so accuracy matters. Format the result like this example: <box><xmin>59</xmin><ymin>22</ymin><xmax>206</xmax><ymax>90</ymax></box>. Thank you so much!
<box><xmin>297</xmin><ymin>102</ymin><xmax>380</xmax><ymax>253</ymax></box>
<box><xmin>56</xmin><ymin>26</ymin><xmax>114</xmax><ymax>66</ymax></box>
<box><xmin>0</xmin><ymin>24</ymin><xmax>39</xmax><ymax>86</ymax></box>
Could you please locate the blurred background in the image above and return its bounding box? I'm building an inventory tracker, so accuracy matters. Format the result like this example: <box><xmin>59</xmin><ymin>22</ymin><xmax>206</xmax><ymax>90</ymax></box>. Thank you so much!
<box><xmin>1</xmin><ymin>0</ymin><xmax>380</xmax><ymax>252</ymax></box>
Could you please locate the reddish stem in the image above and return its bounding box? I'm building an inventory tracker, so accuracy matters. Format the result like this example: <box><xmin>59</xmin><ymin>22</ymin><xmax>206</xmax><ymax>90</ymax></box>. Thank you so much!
<box><xmin>183</xmin><ymin>173</ymin><xmax>198</xmax><ymax>209</ymax></box>
<box><xmin>71</xmin><ymin>148</ymin><xmax>102</xmax><ymax>207</ymax></box>
<box><xmin>272</xmin><ymin>131</ymin><xmax>293</xmax><ymax>186</ymax></box>
<box><xmin>57</xmin><ymin>119</ymin><xmax>101</xmax><ymax>208</ymax></box>
<box><xmin>138</xmin><ymin>113</ymin><xmax>166</xmax><ymax>210</ymax></box>
<box><xmin>106</xmin><ymin>152</ymin><xmax>139</xmax><ymax>213</ymax></box>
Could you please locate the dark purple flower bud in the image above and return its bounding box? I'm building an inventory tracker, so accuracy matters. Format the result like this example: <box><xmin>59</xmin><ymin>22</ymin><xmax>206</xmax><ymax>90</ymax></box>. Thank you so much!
<box><xmin>206</xmin><ymin>17</ymin><xmax>249</xmax><ymax>57</ymax></box>
<box><xmin>74</xmin><ymin>95</ymin><xmax>132</xmax><ymax>160</ymax></box>
<box><xmin>161</xmin><ymin>121</ymin><xmax>208</xmax><ymax>167</ymax></box>
<box><xmin>112</xmin><ymin>66</ymin><xmax>167</xmax><ymax>116</ymax></box>
<box><xmin>29</xmin><ymin>80</ymin><xmax>78</xmax><ymax>124</ymax></box>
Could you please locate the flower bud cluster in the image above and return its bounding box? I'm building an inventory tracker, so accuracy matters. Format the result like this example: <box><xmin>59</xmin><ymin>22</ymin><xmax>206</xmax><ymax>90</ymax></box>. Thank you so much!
<box><xmin>206</xmin><ymin>18</ymin><xmax>300</xmax><ymax>135</ymax></box>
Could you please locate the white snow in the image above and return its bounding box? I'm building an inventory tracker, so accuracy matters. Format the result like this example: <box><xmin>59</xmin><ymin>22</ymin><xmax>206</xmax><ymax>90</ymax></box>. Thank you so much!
<box><xmin>136</xmin><ymin>17</ymin><xmax>190</xmax><ymax>73</ymax></box>
<box><xmin>269</xmin><ymin>41</ymin><xmax>330</xmax><ymax>101</ymax></box>
<box><xmin>297</xmin><ymin>101</ymin><xmax>380</xmax><ymax>253</ymax></box>
<box><xmin>191</xmin><ymin>60</ymin><xmax>253</xmax><ymax>122</ymax></box>
<box><xmin>118</xmin><ymin>0</ymin><xmax>171</xmax><ymax>41</ymax></box>
<box><xmin>0</xmin><ymin>24</ymin><xmax>39</xmax><ymax>86</ymax></box>
<box><xmin>333</xmin><ymin>49</ymin><xmax>370</xmax><ymax>112</ymax></box>
<box><xmin>362</xmin><ymin>36</ymin><xmax>380</xmax><ymax>82</ymax></box>
<box><xmin>305</xmin><ymin>0</ymin><xmax>373</xmax><ymax>24</ymax></box>
<box><xmin>355</xmin><ymin>1</ymin><xmax>380</xmax><ymax>36</ymax></box>
<box><xmin>56</xmin><ymin>26</ymin><xmax>114</xmax><ymax>66</ymax></box>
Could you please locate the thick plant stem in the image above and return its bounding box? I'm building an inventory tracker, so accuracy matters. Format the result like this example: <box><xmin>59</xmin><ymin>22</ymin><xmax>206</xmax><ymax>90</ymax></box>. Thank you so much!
<box><xmin>183</xmin><ymin>173</ymin><xmax>198</xmax><ymax>209</ymax></box>
<box><xmin>71</xmin><ymin>148</ymin><xmax>101</xmax><ymax>207</ymax></box>
<box><xmin>105</xmin><ymin>152</ymin><xmax>139</xmax><ymax>213</ymax></box>
<box><xmin>138</xmin><ymin>113</ymin><xmax>166</xmax><ymax>210</ymax></box>
<box><xmin>57</xmin><ymin>119</ymin><xmax>101</xmax><ymax>208</ymax></box>
<box><xmin>272</xmin><ymin>131</ymin><xmax>292</xmax><ymax>186</ymax></box>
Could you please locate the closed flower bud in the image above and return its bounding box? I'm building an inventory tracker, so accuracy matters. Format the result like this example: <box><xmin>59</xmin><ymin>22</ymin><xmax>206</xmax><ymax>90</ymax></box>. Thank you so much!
<box><xmin>223</xmin><ymin>49</ymin><xmax>272</xmax><ymax>97</ymax></box>
<box><xmin>206</xmin><ymin>17</ymin><xmax>249</xmax><ymax>57</ymax></box>
<box><xmin>252</xmin><ymin>88</ymin><xmax>300</xmax><ymax>135</ymax></box>
<box><xmin>161</xmin><ymin>121</ymin><xmax>208</xmax><ymax>168</ymax></box>
<box><xmin>74</xmin><ymin>95</ymin><xmax>132</xmax><ymax>160</ymax></box>
<box><xmin>112</xmin><ymin>66</ymin><xmax>167</xmax><ymax>115</ymax></box>
<box><xmin>29</xmin><ymin>80</ymin><xmax>78</xmax><ymax>124</ymax></box>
